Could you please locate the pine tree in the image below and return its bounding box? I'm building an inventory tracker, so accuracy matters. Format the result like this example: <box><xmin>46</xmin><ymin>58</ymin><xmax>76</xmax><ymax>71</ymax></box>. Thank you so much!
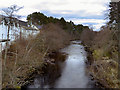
<box><xmin>108</xmin><ymin>2</ymin><xmax>120</xmax><ymax>24</ymax></box>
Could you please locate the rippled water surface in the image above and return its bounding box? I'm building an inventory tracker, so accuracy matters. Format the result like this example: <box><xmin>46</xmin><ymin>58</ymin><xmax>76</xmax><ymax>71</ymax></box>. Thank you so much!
<box><xmin>27</xmin><ymin>41</ymin><xmax>95</xmax><ymax>88</ymax></box>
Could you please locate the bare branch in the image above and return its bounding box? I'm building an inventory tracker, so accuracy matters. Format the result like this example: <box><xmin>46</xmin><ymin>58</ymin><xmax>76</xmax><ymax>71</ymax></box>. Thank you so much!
<box><xmin>2</xmin><ymin>4</ymin><xmax>23</xmax><ymax>18</ymax></box>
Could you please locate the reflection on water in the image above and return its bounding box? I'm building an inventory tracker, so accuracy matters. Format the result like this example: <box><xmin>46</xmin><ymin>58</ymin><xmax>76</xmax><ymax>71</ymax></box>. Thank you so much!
<box><xmin>54</xmin><ymin>41</ymin><xmax>92</xmax><ymax>88</ymax></box>
<box><xmin>27</xmin><ymin>41</ymin><xmax>95</xmax><ymax>88</ymax></box>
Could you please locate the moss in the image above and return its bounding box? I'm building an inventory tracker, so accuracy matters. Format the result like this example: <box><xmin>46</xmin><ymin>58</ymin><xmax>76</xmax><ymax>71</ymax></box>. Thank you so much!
<box><xmin>92</xmin><ymin>49</ymin><xmax>103</xmax><ymax>60</ymax></box>
<box><xmin>15</xmin><ymin>86</ymin><xmax>21</xmax><ymax>89</ymax></box>
<box><xmin>104</xmin><ymin>52</ymin><xmax>111</xmax><ymax>57</ymax></box>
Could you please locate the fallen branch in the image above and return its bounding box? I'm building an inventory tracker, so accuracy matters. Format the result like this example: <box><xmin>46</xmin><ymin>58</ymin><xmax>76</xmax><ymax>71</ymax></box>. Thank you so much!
<box><xmin>0</xmin><ymin>39</ymin><xmax>10</xmax><ymax>42</ymax></box>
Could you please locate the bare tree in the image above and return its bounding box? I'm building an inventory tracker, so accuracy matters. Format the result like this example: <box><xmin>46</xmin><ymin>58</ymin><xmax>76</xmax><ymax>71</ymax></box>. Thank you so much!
<box><xmin>2</xmin><ymin>4</ymin><xmax>23</xmax><ymax>40</ymax></box>
<box><xmin>2</xmin><ymin>5</ymin><xmax>23</xmax><ymax>69</ymax></box>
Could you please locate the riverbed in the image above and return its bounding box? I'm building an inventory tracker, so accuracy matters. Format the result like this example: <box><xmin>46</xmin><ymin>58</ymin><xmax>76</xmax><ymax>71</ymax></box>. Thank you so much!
<box><xmin>27</xmin><ymin>41</ymin><xmax>95</xmax><ymax>88</ymax></box>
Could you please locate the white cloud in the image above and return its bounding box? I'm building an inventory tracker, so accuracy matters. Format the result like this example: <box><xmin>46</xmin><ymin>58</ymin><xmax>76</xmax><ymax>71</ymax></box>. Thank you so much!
<box><xmin>34</xmin><ymin>0</ymin><xmax>110</xmax><ymax>17</ymax></box>
<box><xmin>0</xmin><ymin>0</ymin><xmax>110</xmax><ymax>31</ymax></box>
<box><xmin>93</xmin><ymin>23</ymin><xmax>106</xmax><ymax>31</ymax></box>
<box><xmin>0</xmin><ymin>0</ymin><xmax>110</xmax><ymax>17</ymax></box>
<box><xmin>67</xmin><ymin>19</ymin><xmax>106</xmax><ymax>24</ymax></box>
<box><xmin>66</xmin><ymin>18</ymin><xmax>107</xmax><ymax>31</ymax></box>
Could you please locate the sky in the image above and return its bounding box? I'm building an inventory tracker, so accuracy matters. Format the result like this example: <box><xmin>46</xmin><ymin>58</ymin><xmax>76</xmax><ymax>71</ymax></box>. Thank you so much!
<box><xmin>0</xmin><ymin>0</ymin><xmax>110</xmax><ymax>31</ymax></box>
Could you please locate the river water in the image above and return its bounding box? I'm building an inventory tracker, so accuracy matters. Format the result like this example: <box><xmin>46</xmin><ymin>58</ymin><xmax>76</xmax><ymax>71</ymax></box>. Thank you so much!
<box><xmin>27</xmin><ymin>41</ymin><xmax>95</xmax><ymax>89</ymax></box>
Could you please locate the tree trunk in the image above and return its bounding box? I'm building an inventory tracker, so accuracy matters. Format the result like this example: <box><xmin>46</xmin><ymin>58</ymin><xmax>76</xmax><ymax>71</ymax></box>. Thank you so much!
<box><xmin>4</xmin><ymin>24</ymin><xmax>10</xmax><ymax>69</ymax></box>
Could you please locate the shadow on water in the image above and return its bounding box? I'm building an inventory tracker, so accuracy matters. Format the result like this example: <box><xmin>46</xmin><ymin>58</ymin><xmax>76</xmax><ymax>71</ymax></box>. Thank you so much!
<box><xmin>25</xmin><ymin>41</ymin><xmax>96</xmax><ymax>89</ymax></box>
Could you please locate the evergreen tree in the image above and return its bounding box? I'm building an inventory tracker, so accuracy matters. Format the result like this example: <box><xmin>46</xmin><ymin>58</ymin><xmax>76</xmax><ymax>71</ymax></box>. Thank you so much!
<box><xmin>108</xmin><ymin>2</ymin><xmax>120</xmax><ymax>24</ymax></box>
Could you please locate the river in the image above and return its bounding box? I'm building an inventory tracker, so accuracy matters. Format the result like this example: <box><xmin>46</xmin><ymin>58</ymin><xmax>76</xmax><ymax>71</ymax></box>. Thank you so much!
<box><xmin>27</xmin><ymin>41</ymin><xmax>95</xmax><ymax>89</ymax></box>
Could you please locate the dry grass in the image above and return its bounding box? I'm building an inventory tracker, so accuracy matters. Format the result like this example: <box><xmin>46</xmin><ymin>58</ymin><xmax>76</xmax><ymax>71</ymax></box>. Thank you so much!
<box><xmin>81</xmin><ymin>27</ymin><xmax>119</xmax><ymax>88</ymax></box>
<box><xmin>89</xmin><ymin>59</ymin><xmax>119</xmax><ymax>88</ymax></box>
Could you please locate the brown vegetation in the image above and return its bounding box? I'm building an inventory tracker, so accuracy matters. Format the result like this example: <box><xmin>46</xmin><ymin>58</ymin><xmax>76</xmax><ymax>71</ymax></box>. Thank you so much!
<box><xmin>41</xmin><ymin>23</ymin><xmax>72</xmax><ymax>51</ymax></box>
<box><xmin>2</xmin><ymin>23</ymin><xmax>71</xmax><ymax>88</ymax></box>
<box><xmin>80</xmin><ymin>29</ymin><xmax>97</xmax><ymax>47</ymax></box>
<box><xmin>80</xmin><ymin>27</ymin><xmax>119</xmax><ymax>88</ymax></box>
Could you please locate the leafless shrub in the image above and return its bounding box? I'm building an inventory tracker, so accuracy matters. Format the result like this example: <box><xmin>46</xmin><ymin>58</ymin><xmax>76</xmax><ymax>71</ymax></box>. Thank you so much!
<box><xmin>83</xmin><ymin>26</ymin><xmax>119</xmax><ymax>88</ymax></box>
<box><xmin>2</xmin><ymin>23</ymin><xmax>72</xmax><ymax>88</ymax></box>
<box><xmin>41</xmin><ymin>23</ymin><xmax>71</xmax><ymax>51</ymax></box>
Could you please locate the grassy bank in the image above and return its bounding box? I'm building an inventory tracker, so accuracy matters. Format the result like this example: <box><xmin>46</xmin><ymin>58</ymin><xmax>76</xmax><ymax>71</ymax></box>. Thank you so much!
<box><xmin>81</xmin><ymin>28</ymin><xmax>119</xmax><ymax>88</ymax></box>
<box><xmin>2</xmin><ymin>23</ymin><xmax>72</xmax><ymax>88</ymax></box>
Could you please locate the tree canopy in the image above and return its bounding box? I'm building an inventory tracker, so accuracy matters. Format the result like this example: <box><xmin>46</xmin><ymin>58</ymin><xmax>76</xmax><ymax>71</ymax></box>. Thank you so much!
<box><xmin>27</xmin><ymin>12</ymin><xmax>90</xmax><ymax>36</ymax></box>
<box><xmin>108</xmin><ymin>2</ymin><xmax>120</xmax><ymax>24</ymax></box>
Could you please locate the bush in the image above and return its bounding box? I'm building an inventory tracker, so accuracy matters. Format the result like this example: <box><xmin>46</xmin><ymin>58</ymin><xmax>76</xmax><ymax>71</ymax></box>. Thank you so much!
<box><xmin>2</xmin><ymin>23</ymin><xmax>72</xmax><ymax>88</ymax></box>
<box><xmin>81</xmin><ymin>26</ymin><xmax>119</xmax><ymax>88</ymax></box>
<box><xmin>41</xmin><ymin>23</ymin><xmax>72</xmax><ymax>51</ymax></box>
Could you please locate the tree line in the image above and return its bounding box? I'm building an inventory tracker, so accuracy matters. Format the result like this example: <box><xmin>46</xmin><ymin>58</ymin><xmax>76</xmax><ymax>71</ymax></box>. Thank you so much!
<box><xmin>27</xmin><ymin>12</ymin><xmax>89</xmax><ymax>38</ymax></box>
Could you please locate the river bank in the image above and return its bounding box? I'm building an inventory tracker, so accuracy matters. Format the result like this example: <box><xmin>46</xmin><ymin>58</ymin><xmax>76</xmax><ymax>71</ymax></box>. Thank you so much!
<box><xmin>21</xmin><ymin>51</ymin><xmax>67</xmax><ymax>89</ymax></box>
<box><xmin>83</xmin><ymin>45</ymin><xmax>105</xmax><ymax>88</ymax></box>
<box><xmin>80</xmin><ymin>27</ymin><xmax>119</xmax><ymax>88</ymax></box>
<box><xmin>22</xmin><ymin>41</ymin><xmax>97</xmax><ymax>89</ymax></box>
<box><xmin>82</xmin><ymin>42</ymin><xmax>119</xmax><ymax>88</ymax></box>
<box><xmin>2</xmin><ymin>24</ymin><xmax>72</xmax><ymax>89</ymax></box>
<box><xmin>2</xmin><ymin>39</ymin><xmax>70</xmax><ymax>89</ymax></box>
